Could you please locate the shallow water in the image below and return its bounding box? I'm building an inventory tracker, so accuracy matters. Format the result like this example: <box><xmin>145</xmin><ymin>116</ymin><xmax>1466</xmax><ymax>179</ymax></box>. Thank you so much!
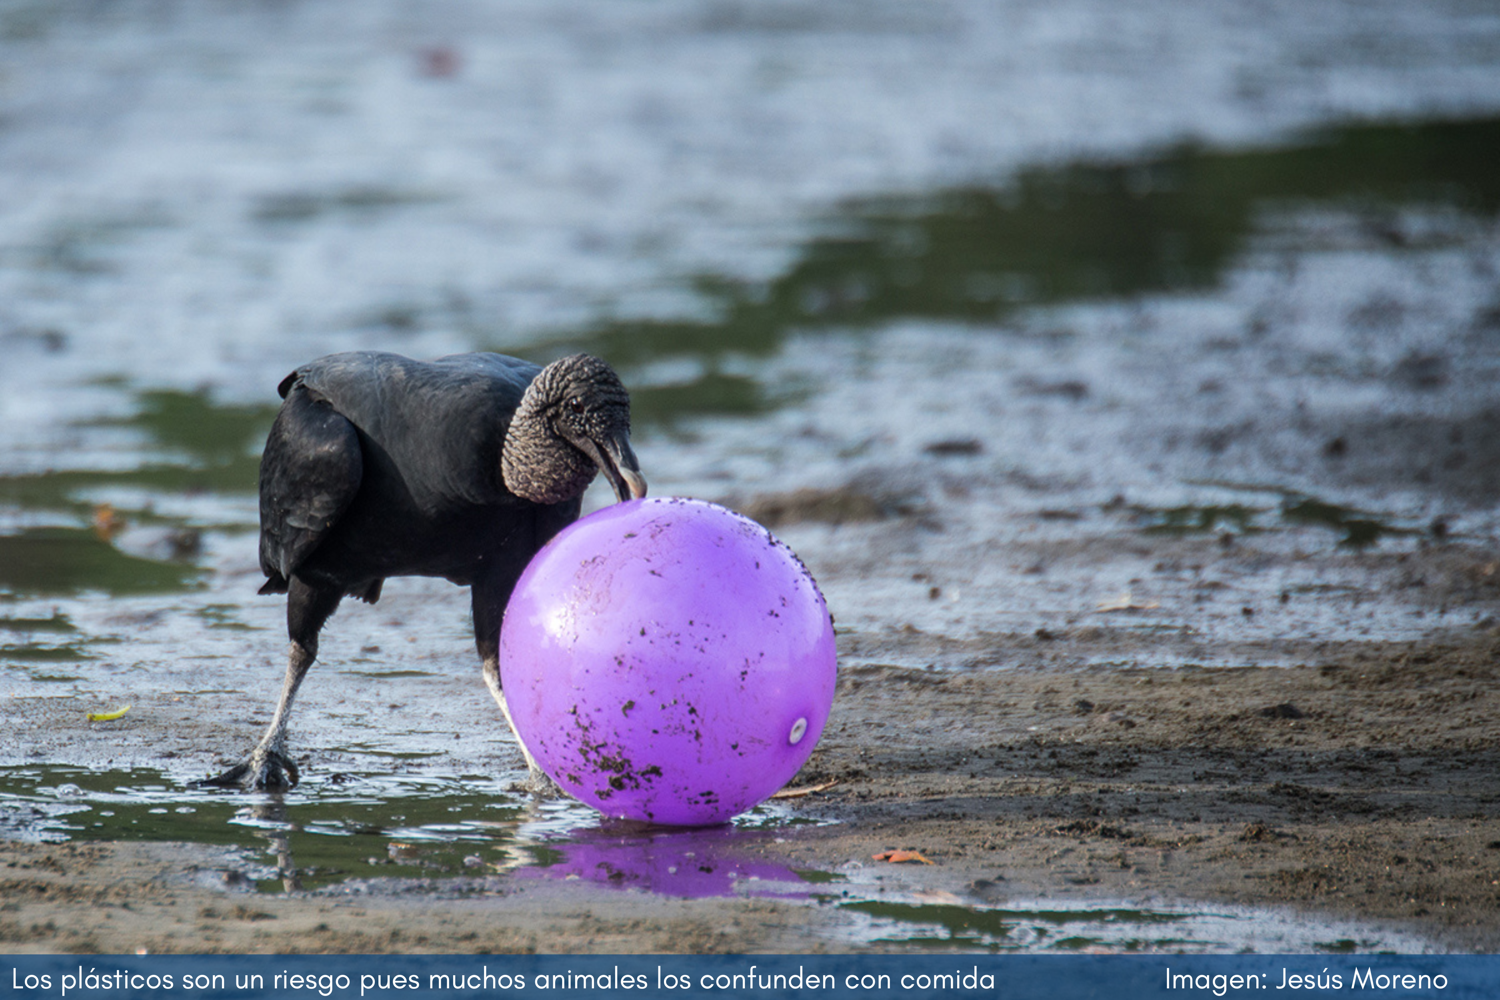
<box><xmin>0</xmin><ymin>763</ymin><xmax>817</xmax><ymax>895</ymax></box>
<box><xmin>1</xmin><ymin>0</ymin><xmax>1499</xmax><ymax>952</ymax></box>
<box><xmin>0</xmin><ymin>764</ymin><xmax>1434</xmax><ymax>953</ymax></box>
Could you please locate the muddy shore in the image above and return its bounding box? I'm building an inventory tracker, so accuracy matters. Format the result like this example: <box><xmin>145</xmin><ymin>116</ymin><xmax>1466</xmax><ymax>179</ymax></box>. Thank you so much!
<box><xmin>5</xmin><ymin>541</ymin><xmax>1499</xmax><ymax>954</ymax></box>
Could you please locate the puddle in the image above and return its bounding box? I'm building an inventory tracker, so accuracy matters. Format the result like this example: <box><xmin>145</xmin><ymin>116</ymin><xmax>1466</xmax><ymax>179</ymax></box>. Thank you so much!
<box><xmin>195</xmin><ymin>604</ymin><xmax>258</xmax><ymax>632</ymax></box>
<box><xmin>0</xmin><ymin>387</ymin><xmax>273</xmax><ymax>517</ymax></box>
<box><xmin>1</xmin><ymin>615</ymin><xmax>88</xmax><ymax>667</ymax></box>
<box><xmin>252</xmin><ymin>187</ymin><xmax>440</xmax><ymax>226</ymax></box>
<box><xmin>1126</xmin><ymin>490</ymin><xmax>1424</xmax><ymax>548</ymax></box>
<box><xmin>0</xmin><ymin>765</ymin><xmax>570</xmax><ymax>892</ymax></box>
<box><xmin>0</xmin><ymin>642</ymin><xmax>91</xmax><ymax>662</ymax></box>
<box><xmin>0</xmin><ymin>527</ymin><xmax>202</xmax><ymax>596</ymax></box>
<box><xmin>1278</xmin><ymin>496</ymin><xmax>1417</xmax><ymax>549</ymax></box>
<box><xmin>0</xmin><ymin>613</ymin><xmax>77</xmax><ymax>633</ymax></box>
<box><xmin>87</xmin><ymin>389</ymin><xmax>278</xmax><ymax>472</ymax></box>
<box><xmin>0</xmin><ymin>766</ymin><xmax>530</xmax><ymax>891</ymax></box>
<box><xmin>1130</xmin><ymin>502</ymin><xmax>1266</xmax><ymax>538</ymax></box>
<box><xmin>0</xmin><ymin>765</ymin><xmax>823</xmax><ymax>897</ymax></box>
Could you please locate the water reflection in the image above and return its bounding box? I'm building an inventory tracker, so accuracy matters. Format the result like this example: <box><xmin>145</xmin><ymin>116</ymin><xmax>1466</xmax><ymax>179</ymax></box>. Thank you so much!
<box><xmin>508</xmin><ymin>823</ymin><xmax>812</xmax><ymax>900</ymax></box>
<box><xmin>0</xmin><ymin>765</ymin><xmax>825</xmax><ymax>898</ymax></box>
<box><xmin>233</xmin><ymin>797</ymin><xmax>301</xmax><ymax>893</ymax></box>
<box><xmin>0</xmin><ymin>766</ymin><xmax>531</xmax><ymax>892</ymax></box>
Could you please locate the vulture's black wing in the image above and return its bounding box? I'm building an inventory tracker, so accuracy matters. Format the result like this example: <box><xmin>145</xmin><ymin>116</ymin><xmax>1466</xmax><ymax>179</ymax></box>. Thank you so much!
<box><xmin>256</xmin><ymin>374</ymin><xmax>363</xmax><ymax>594</ymax></box>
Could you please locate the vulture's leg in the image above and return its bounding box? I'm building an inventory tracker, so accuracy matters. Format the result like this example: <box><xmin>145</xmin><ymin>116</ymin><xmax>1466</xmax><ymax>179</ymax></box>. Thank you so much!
<box><xmin>199</xmin><ymin>578</ymin><xmax>343</xmax><ymax>790</ymax></box>
<box><xmin>473</xmin><ymin>570</ymin><xmax>560</xmax><ymax>796</ymax></box>
<box><xmin>472</xmin><ymin>504</ymin><xmax>581</xmax><ymax>794</ymax></box>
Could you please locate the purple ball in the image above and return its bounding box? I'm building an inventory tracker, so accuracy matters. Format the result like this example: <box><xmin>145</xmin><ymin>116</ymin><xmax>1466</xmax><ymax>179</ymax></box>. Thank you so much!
<box><xmin>499</xmin><ymin>497</ymin><xmax>837</xmax><ymax>826</ymax></box>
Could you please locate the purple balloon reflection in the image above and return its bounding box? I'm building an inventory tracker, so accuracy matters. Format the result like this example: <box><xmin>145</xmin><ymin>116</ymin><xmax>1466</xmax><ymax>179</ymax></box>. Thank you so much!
<box><xmin>511</xmin><ymin>826</ymin><xmax>811</xmax><ymax>899</ymax></box>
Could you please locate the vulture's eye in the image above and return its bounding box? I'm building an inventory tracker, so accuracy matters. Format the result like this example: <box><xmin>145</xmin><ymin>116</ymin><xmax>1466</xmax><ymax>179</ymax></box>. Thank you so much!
<box><xmin>568</xmin><ymin>398</ymin><xmax>585</xmax><ymax>415</ymax></box>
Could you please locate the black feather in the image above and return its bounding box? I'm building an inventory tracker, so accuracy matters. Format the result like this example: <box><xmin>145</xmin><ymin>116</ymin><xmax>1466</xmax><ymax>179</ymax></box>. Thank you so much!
<box><xmin>257</xmin><ymin>351</ymin><xmax>559</xmax><ymax>600</ymax></box>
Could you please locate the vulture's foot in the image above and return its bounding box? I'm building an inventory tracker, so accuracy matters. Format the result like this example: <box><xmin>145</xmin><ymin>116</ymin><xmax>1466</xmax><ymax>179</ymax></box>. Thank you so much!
<box><xmin>511</xmin><ymin>765</ymin><xmax>564</xmax><ymax>799</ymax></box>
<box><xmin>197</xmin><ymin>749</ymin><xmax>301</xmax><ymax>790</ymax></box>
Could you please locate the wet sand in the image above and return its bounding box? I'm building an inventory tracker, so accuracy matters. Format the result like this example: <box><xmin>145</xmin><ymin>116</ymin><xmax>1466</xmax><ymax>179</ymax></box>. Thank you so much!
<box><xmin>5</xmin><ymin>534</ymin><xmax>1499</xmax><ymax>954</ymax></box>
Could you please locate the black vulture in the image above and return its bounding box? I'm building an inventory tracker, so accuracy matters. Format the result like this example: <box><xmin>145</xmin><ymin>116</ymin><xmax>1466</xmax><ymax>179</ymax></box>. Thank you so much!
<box><xmin>202</xmin><ymin>350</ymin><xmax>646</xmax><ymax>790</ymax></box>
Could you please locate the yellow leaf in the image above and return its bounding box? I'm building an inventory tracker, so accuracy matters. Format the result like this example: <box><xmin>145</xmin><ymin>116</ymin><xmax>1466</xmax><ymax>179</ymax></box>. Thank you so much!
<box><xmin>86</xmin><ymin>704</ymin><xmax>131</xmax><ymax>722</ymax></box>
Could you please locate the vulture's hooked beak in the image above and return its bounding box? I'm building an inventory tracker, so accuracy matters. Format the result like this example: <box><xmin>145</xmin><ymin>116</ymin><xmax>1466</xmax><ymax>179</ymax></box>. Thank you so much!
<box><xmin>589</xmin><ymin>432</ymin><xmax>647</xmax><ymax>503</ymax></box>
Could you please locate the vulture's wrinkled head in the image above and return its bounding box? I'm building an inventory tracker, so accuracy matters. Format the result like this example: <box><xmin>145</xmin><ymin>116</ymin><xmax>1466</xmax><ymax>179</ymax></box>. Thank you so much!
<box><xmin>502</xmin><ymin>354</ymin><xmax>647</xmax><ymax>505</ymax></box>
